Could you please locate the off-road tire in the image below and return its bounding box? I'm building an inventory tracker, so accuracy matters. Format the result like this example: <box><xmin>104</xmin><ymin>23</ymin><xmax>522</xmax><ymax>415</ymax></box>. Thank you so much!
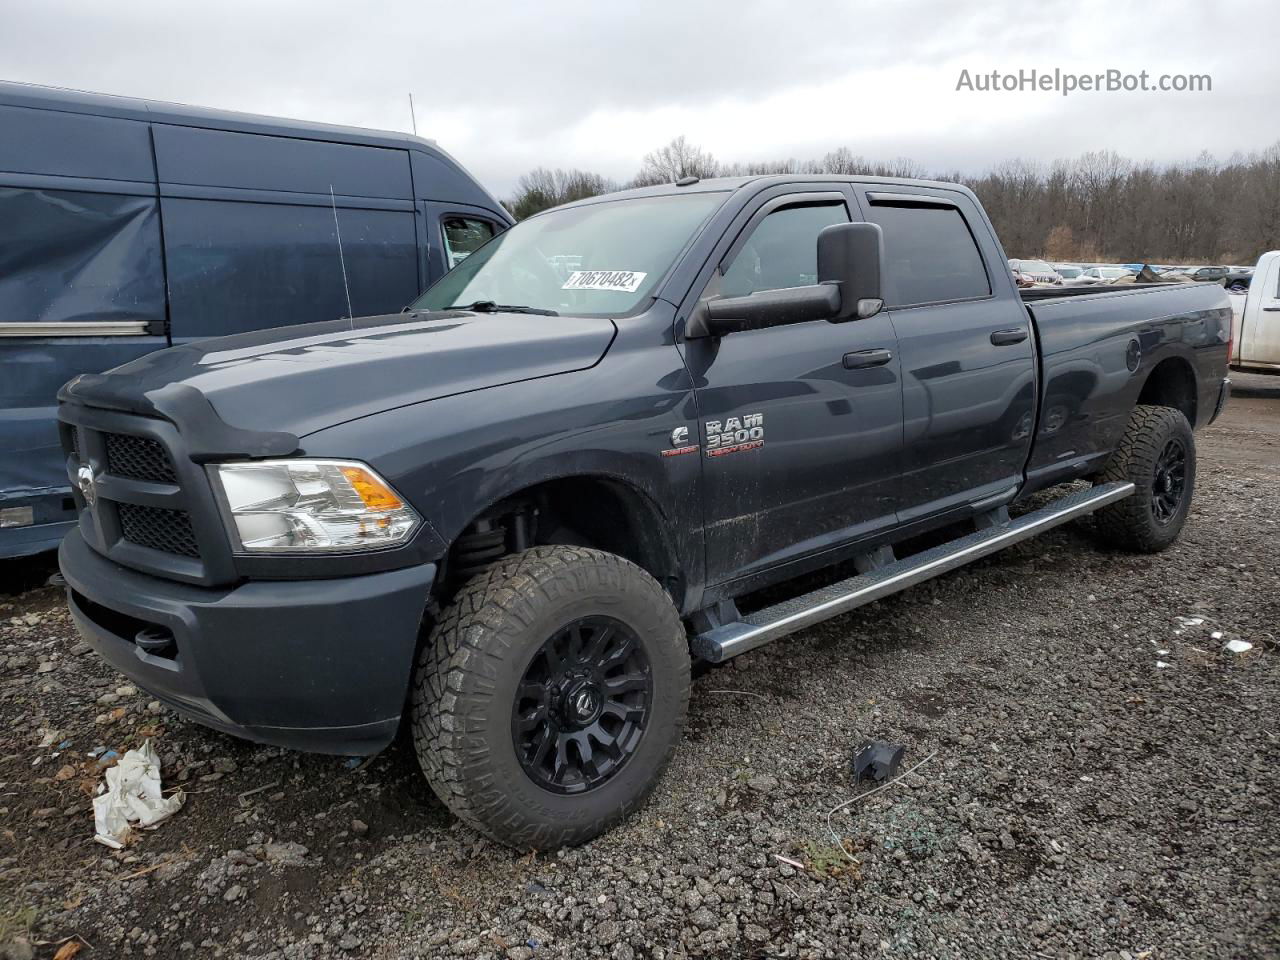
<box><xmin>410</xmin><ymin>546</ymin><xmax>689</xmax><ymax>849</ymax></box>
<box><xmin>1092</xmin><ymin>404</ymin><xmax>1196</xmax><ymax>552</ymax></box>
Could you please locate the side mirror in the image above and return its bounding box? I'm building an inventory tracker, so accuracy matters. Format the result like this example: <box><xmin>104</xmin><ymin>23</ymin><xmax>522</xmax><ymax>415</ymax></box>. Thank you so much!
<box><xmin>817</xmin><ymin>221</ymin><xmax>884</xmax><ymax>321</ymax></box>
<box><xmin>685</xmin><ymin>219</ymin><xmax>886</xmax><ymax>339</ymax></box>
<box><xmin>688</xmin><ymin>283</ymin><xmax>840</xmax><ymax>337</ymax></box>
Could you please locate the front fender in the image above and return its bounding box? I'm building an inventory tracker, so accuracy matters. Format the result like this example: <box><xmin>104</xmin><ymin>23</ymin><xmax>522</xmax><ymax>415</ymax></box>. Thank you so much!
<box><xmin>299</xmin><ymin>316</ymin><xmax>707</xmax><ymax>607</ymax></box>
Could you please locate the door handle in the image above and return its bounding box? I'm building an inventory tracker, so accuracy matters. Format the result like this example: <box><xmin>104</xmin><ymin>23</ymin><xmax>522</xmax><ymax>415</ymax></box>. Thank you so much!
<box><xmin>1263</xmin><ymin>306</ymin><xmax>1280</xmax><ymax>312</ymax></box>
<box><xmin>843</xmin><ymin>347</ymin><xmax>893</xmax><ymax>369</ymax></box>
<box><xmin>990</xmin><ymin>328</ymin><xmax>1029</xmax><ymax>346</ymax></box>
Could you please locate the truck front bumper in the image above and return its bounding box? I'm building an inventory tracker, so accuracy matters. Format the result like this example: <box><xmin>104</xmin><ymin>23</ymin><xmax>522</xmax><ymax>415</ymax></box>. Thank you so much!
<box><xmin>59</xmin><ymin>529</ymin><xmax>435</xmax><ymax>756</ymax></box>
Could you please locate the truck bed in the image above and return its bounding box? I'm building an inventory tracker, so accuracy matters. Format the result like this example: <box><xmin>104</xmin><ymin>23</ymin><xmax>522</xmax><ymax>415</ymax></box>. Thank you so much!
<box><xmin>1020</xmin><ymin>280</ymin><xmax>1232</xmax><ymax>493</ymax></box>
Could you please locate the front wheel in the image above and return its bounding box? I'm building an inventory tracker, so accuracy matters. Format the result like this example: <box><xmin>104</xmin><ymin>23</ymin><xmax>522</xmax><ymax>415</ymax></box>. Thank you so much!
<box><xmin>1092</xmin><ymin>404</ymin><xmax>1196</xmax><ymax>552</ymax></box>
<box><xmin>410</xmin><ymin>546</ymin><xmax>689</xmax><ymax>849</ymax></box>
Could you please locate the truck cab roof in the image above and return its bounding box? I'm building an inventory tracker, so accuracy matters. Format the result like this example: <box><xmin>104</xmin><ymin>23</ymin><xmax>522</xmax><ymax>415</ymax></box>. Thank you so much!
<box><xmin>548</xmin><ymin>173</ymin><xmax>980</xmax><ymax>212</ymax></box>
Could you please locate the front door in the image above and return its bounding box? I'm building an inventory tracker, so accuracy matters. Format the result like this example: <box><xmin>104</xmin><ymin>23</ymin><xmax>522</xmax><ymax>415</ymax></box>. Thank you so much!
<box><xmin>682</xmin><ymin>190</ymin><xmax>904</xmax><ymax>586</ymax></box>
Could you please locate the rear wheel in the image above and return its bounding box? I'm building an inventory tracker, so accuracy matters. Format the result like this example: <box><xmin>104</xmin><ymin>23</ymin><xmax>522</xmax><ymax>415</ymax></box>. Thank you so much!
<box><xmin>1092</xmin><ymin>404</ymin><xmax>1196</xmax><ymax>552</ymax></box>
<box><xmin>410</xmin><ymin>545</ymin><xmax>689</xmax><ymax>849</ymax></box>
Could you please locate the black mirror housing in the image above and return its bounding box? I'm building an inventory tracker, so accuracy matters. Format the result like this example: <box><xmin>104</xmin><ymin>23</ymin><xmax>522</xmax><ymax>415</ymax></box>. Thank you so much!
<box><xmin>688</xmin><ymin>283</ymin><xmax>840</xmax><ymax>338</ymax></box>
<box><xmin>818</xmin><ymin>222</ymin><xmax>885</xmax><ymax>320</ymax></box>
<box><xmin>686</xmin><ymin>220</ymin><xmax>886</xmax><ymax>339</ymax></box>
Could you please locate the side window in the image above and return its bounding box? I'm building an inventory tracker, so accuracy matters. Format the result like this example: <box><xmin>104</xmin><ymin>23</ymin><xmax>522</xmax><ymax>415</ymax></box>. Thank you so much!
<box><xmin>866</xmin><ymin>202</ymin><xmax>992</xmax><ymax>307</ymax></box>
<box><xmin>442</xmin><ymin>217</ymin><xmax>496</xmax><ymax>269</ymax></box>
<box><xmin>162</xmin><ymin>198</ymin><xmax>419</xmax><ymax>338</ymax></box>
<box><xmin>721</xmin><ymin>202</ymin><xmax>848</xmax><ymax>297</ymax></box>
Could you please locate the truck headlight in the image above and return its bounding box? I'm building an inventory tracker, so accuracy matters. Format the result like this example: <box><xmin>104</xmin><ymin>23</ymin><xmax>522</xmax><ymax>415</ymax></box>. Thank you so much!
<box><xmin>212</xmin><ymin>459</ymin><xmax>420</xmax><ymax>553</ymax></box>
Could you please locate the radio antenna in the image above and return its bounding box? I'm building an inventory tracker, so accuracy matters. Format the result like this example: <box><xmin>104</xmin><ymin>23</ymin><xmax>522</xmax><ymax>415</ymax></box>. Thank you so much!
<box><xmin>329</xmin><ymin>185</ymin><xmax>354</xmax><ymax>327</ymax></box>
<box><xmin>408</xmin><ymin>92</ymin><xmax>418</xmax><ymax>135</ymax></box>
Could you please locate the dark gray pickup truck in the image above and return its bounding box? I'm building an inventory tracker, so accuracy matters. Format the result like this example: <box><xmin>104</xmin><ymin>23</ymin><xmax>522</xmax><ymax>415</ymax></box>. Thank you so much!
<box><xmin>56</xmin><ymin>175</ymin><xmax>1231</xmax><ymax>849</ymax></box>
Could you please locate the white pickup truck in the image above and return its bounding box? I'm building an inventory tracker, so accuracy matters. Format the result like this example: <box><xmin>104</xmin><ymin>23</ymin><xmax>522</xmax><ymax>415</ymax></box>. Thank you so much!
<box><xmin>1231</xmin><ymin>251</ymin><xmax>1280</xmax><ymax>374</ymax></box>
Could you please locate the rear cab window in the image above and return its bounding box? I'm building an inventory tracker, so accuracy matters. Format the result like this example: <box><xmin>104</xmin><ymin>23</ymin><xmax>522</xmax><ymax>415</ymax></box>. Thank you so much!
<box><xmin>865</xmin><ymin>198</ymin><xmax>991</xmax><ymax>307</ymax></box>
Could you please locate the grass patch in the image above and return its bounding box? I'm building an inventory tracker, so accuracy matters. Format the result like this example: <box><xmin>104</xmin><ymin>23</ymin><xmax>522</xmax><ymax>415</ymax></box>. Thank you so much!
<box><xmin>0</xmin><ymin>904</ymin><xmax>36</xmax><ymax>944</ymax></box>
<box><xmin>798</xmin><ymin>839</ymin><xmax>864</xmax><ymax>880</ymax></box>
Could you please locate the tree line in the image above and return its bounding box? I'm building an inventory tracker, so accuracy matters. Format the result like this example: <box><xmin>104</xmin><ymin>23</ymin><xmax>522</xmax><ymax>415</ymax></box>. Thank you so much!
<box><xmin>504</xmin><ymin>136</ymin><xmax>1280</xmax><ymax>265</ymax></box>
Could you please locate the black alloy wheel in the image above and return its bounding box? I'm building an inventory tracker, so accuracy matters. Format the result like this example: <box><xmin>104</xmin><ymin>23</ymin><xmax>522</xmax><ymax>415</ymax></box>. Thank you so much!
<box><xmin>1151</xmin><ymin>437</ymin><xmax>1187</xmax><ymax>525</ymax></box>
<box><xmin>512</xmin><ymin>615</ymin><xmax>652</xmax><ymax>794</ymax></box>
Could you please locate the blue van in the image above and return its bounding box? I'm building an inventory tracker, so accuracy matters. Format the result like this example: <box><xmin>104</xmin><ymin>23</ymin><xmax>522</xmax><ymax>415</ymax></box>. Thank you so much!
<box><xmin>0</xmin><ymin>81</ymin><xmax>513</xmax><ymax>558</ymax></box>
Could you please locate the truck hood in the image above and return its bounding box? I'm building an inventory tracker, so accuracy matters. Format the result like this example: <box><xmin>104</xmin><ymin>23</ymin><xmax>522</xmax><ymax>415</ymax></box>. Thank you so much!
<box><xmin>61</xmin><ymin>311</ymin><xmax>616</xmax><ymax>443</ymax></box>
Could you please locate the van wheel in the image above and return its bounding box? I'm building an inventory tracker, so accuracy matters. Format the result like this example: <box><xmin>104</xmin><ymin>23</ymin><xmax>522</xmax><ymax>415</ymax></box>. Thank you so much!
<box><xmin>410</xmin><ymin>546</ymin><xmax>689</xmax><ymax>850</ymax></box>
<box><xmin>1092</xmin><ymin>404</ymin><xmax>1196</xmax><ymax>553</ymax></box>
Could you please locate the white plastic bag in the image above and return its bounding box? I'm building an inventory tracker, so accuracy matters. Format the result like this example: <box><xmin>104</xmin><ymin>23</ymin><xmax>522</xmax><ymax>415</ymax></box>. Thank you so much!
<box><xmin>92</xmin><ymin>739</ymin><xmax>184</xmax><ymax>849</ymax></box>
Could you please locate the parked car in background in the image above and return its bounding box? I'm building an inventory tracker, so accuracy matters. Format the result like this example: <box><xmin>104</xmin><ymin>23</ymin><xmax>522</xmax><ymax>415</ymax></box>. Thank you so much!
<box><xmin>1011</xmin><ymin>266</ymin><xmax>1038</xmax><ymax>288</ymax></box>
<box><xmin>1082</xmin><ymin>266</ymin><xmax>1134</xmax><ymax>283</ymax></box>
<box><xmin>1052</xmin><ymin>264</ymin><xmax>1092</xmax><ymax>286</ymax></box>
<box><xmin>1009</xmin><ymin>259</ymin><xmax>1062</xmax><ymax>285</ymax></box>
<box><xmin>1186</xmin><ymin>266</ymin><xmax>1229</xmax><ymax>284</ymax></box>
<box><xmin>1224</xmin><ymin>266</ymin><xmax>1254</xmax><ymax>292</ymax></box>
<box><xmin>0</xmin><ymin>81</ymin><xmax>512</xmax><ymax>557</ymax></box>
<box><xmin>1231</xmin><ymin>251</ymin><xmax>1280</xmax><ymax>374</ymax></box>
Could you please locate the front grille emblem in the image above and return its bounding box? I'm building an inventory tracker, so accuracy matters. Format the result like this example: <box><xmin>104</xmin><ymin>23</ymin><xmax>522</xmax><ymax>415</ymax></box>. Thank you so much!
<box><xmin>76</xmin><ymin>464</ymin><xmax>98</xmax><ymax>508</ymax></box>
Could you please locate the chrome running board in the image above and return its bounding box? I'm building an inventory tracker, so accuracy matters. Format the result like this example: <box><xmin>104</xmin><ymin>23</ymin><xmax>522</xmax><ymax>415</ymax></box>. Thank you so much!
<box><xmin>690</xmin><ymin>481</ymin><xmax>1134</xmax><ymax>663</ymax></box>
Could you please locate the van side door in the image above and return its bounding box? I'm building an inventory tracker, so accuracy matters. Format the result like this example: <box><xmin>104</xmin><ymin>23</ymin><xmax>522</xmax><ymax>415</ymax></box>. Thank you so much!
<box><xmin>859</xmin><ymin>188</ymin><xmax>1036</xmax><ymax>522</ymax></box>
<box><xmin>681</xmin><ymin>186</ymin><xmax>903</xmax><ymax>589</ymax></box>
<box><xmin>0</xmin><ymin>102</ymin><xmax>168</xmax><ymax>554</ymax></box>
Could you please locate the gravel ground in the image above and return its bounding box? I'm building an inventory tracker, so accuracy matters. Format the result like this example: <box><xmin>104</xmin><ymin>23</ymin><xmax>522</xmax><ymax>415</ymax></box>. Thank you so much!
<box><xmin>2</xmin><ymin>378</ymin><xmax>1278</xmax><ymax>960</ymax></box>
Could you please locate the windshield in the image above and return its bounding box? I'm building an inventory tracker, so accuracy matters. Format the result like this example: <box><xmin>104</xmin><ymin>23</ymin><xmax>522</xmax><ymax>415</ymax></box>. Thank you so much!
<box><xmin>1100</xmin><ymin>267</ymin><xmax>1128</xmax><ymax>278</ymax></box>
<box><xmin>1057</xmin><ymin>266</ymin><xmax>1081</xmax><ymax>278</ymax></box>
<box><xmin>1018</xmin><ymin>260</ymin><xmax>1054</xmax><ymax>273</ymax></box>
<box><xmin>411</xmin><ymin>192</ymin><xmax>725</xmax><ymax>317</ymax></box>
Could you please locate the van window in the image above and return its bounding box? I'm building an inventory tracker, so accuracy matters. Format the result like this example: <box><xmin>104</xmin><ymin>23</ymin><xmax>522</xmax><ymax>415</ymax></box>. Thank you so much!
<box><xmin>0</xmin><ymin>104</ymin><xmax>154</xmax><ymax>182</ymax></box>
<box><xmin>152</xmin><ymin>126</ymin><xmax>413</xmax><ymax>200</ymax></box>
<box><xmin>721</xmin><ymin>202</ymin><xmax>849</xmax><ymax>297</ymax></box>
<box><xmin>868</xmin><ymin>203</ymin><xmax>991</xmax><ymax>306</ymax></box>
<box><xmin>442</xmin><ymin>217</ymin><xmax>495</xmax><ymax>269</ymax></box>
<box><xmin>162</xmin><ymin>198</ymin><xmax>419</xmax><ymax>339</ymax></box>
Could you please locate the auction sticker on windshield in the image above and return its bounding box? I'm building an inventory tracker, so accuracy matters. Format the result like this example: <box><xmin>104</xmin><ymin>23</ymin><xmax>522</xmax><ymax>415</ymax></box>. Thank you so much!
<box><xmin>562</xmin><ymin>270</ymin><xmax>648</xmax><ymax>293</ymax></box>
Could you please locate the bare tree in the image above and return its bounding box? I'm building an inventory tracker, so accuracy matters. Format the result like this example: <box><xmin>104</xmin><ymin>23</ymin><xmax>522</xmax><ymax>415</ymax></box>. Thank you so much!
<box><xmin>633</xmin><ymin>136</ymin><xmax>720</xmax><ymax>186</ymax></box>
<box><xmin>506</xmin><ymin>167</ymin><xmax>619</xmax><ymax>220</ymax></box>
<box><xmin>1044</xmin><ymin>225</ymin><xmax>1077</xmax><ymax>261</ymax></box>
<box><xmin>505</xmin><ymin>141</ymin><xmax>1280</xmax><ymax>263</ymax></box>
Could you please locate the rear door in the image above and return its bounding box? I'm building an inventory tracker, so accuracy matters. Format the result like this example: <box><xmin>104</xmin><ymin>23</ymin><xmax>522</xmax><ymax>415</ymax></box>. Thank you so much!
<box><xmin>682</xmin><ymin>186</ymin><xmax>903</xmax><ymax>586</ymax></box>
<box><xmin>860</xmin><ymin>187</ymin><xmax>1036</xmax><ymax>522</ymax></box>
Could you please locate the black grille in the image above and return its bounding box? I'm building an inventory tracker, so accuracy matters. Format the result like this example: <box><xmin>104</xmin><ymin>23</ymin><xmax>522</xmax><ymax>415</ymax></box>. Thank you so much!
<box><xmin>105</xmin><ymin>433</ymin><xmax>177</xmax><ymax>483</ymax></box>
<box><xmin>118</xmin><ymin>503</ymin><xmax>199</xmax><ymax>558</ymax></box>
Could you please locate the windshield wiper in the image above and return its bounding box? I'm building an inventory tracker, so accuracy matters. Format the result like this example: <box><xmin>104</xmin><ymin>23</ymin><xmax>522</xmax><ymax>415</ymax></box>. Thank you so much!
<box><xmin>447</xmin><ymin>300</ymin><xmax>559</xmax><ymax>316</ymax></box>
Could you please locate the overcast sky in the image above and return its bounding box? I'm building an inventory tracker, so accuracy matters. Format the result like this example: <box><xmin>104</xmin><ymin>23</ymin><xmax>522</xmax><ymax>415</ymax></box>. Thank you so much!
<box><xmin>3</xmin><ymin>0</ymin><xmax>1275</xmax><ymax>196</ymax></box>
